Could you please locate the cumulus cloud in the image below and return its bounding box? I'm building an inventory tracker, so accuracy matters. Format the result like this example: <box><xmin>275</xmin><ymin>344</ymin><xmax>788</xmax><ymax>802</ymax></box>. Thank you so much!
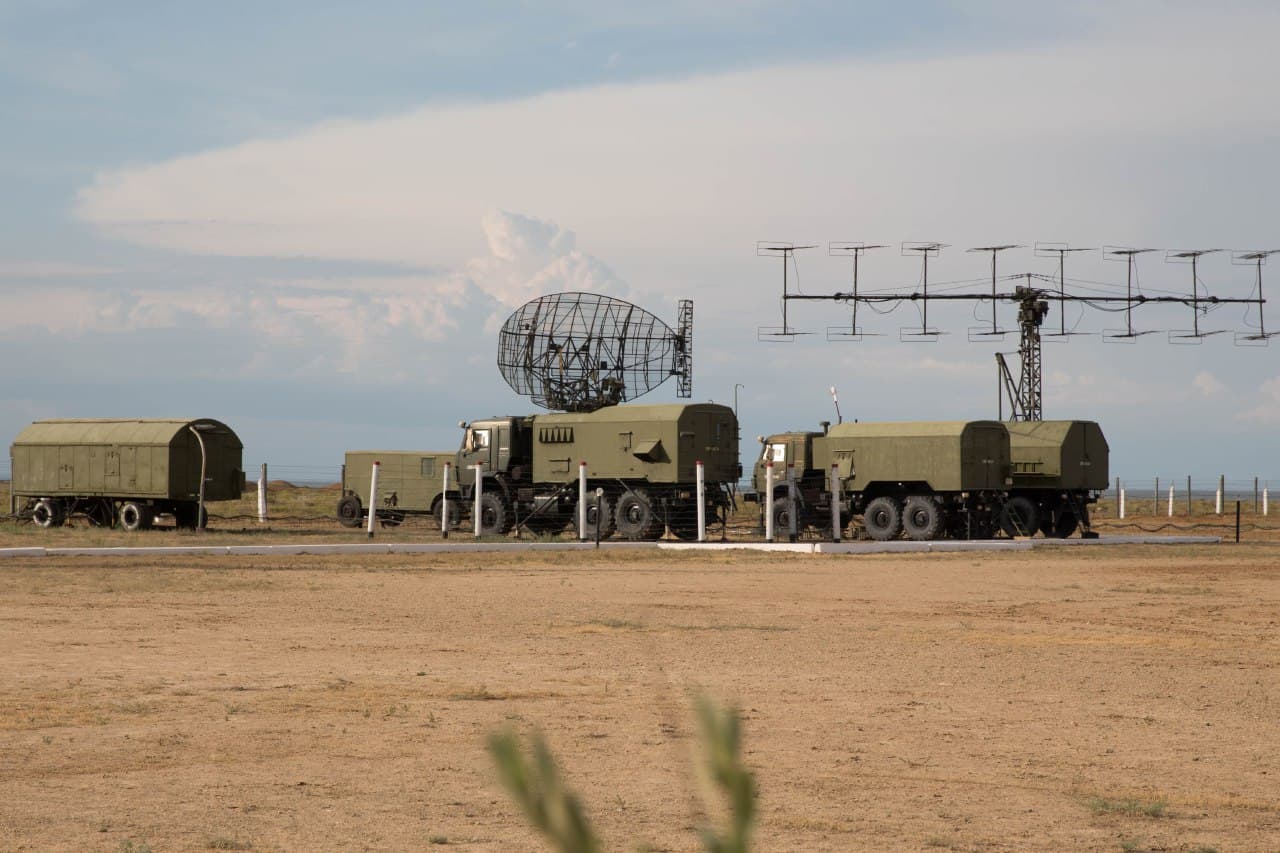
<box><xmin>1192</xmin><ymin>370</ymin><xmax>1227</xmax><ymax>397</ymax></box>
<box><xmin>1237</xmin><ymin>375</ymin><xmax>1280</xmax><ymax>424</ymax></box>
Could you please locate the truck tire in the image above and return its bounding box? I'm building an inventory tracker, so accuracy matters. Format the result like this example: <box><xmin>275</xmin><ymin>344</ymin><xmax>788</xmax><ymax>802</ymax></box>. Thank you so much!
<box><xmin>336</xmin><ymin>495</ymin><xmax>362</xmax><ymax>528</ymax></box>
<box><xmin>615</xmin><ymin>489</ymin><xmax>660</xmax><ymax>540</ymax></box>
<box><xmin>118</xmin><ymin>501</ymin><xmax>153</xmax><ymax>532</ymax></box>
<box><xmin>1040</xmin><ymin>509</ymin><xmax>1079</xmax><ymax>539</ymax></box>
<box><xmin>580</xmin><ymin>493</ymin><xmax>614</xmax><ymax>540</ymax></box>
<box><xmin>432</xmin><ymin>497</ymin><xmax>461</xmax><ymax>531</ymax></box>
<box><xmin>902</xmin><ymin>496</ymin><xmax>944</xmax><ymax>541</ymax></box>
<box><xmin>32</xmin><ymin>499</ymin><xmax>65</xmax><ymax>529</ymax></box>
<box><xmin>863</xmin><ymin>496</ymin><xmax>902</xmax><ymax>541</ymax></box>
<box><xmin>999</xmin><ymin>496</ymin><xmax>1039</xmax><ymax>538</ymax></box>
<box><xmin>770</xmin><ymin>497</ymin><xmax>800</xmax><ymax>539</ymax></box>
<box><xmin>478</xmin><ymin>492</ymin><xmax>511</xmax><ymax>536</ymax></box>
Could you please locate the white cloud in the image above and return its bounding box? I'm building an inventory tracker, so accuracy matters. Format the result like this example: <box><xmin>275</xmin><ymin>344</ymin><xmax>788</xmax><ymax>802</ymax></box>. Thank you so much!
<box><xmin>73</xmin><ymin>4</ymin><xmax>1280</xmax><ymax>281</ymax></box>
<box><xmin>1192</xmin><ymin>370</ymin><xmax>1227</xmax><ymax>397</ymax></box>
<box><xmin>1237</xmin><ymin>375</ymin><xmax>1280</xmax><ymax>424</ymax></box>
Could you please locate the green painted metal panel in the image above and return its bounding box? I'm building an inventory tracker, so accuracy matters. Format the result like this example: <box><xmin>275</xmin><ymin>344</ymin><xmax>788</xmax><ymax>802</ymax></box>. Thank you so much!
<box><xmin>9</xmin><ymin>418</ymin><xmax>243</xmax><ymax>502</ymax></box>
<box><xmin>1007</xmin><ymin>420</ymin><xmax>1109</xmax><ymax>491</ymax></box>
<box><xmin>344</xmin><ymin>450</ymin><xmax>458</xmax><ymax>514</ymax></box>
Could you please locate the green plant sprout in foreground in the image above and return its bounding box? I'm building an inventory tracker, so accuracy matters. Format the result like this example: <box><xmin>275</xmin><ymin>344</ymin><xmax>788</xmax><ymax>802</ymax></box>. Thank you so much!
<box><xmin>487</xmin><ymin>694</ymin><xmax>757</xmax><ymax>852</ymax></box>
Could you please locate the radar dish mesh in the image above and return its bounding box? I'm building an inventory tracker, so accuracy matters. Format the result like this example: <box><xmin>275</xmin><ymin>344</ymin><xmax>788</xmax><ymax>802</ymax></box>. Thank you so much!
<box><xmin>497</xmin><ymin>292</ymin><xmax>690</xmax><ymax>412</ymax></box>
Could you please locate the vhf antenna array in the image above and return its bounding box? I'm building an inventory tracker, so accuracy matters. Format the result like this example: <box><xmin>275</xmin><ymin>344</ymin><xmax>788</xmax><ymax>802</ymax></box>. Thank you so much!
<box><xmin>757</xmin><ymin>240</ymin><xmax>1273</xmax><ymax>421</ymax></box>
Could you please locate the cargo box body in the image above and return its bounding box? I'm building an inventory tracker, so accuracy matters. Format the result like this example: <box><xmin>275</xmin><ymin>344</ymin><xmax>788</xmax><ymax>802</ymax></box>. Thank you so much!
<box><xmin>1006</xmin><ymin>420</ymin><xmax>1109</xmax><ymax>491</ymax></box>
<box><xmin>10</xmin><ymin>418</ymin><xmax>244</xmax><ymax>502</ymax></box>
<box><xmin>530</xmin><ymin>403</ymin><xmax>738</xmax><ymax>486</ymax></box>
<box><xmin>813</xmin><ymin>420</ymin><xmax>1011</xmax><ymax>493</ymax></box>
<box><xmin>343</xmin><ymin>450</ymin><xmax>460</xmax><ymax>514</ymax></box>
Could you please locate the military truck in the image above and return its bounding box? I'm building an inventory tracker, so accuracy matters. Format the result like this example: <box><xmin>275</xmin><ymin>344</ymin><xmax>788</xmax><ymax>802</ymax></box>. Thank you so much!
<box><xmin>1001</xmin><ymin>420</ymin><xmax>1108</xmax><ymax>538</ymax></box>
<box><xmin>752</xmin><ymin>420</ymin><xmax>1011</xmax><ymax>541</ymax></box>
<box><xmin>9</xmin><ymin>418</ymin><xmax>244</xmax><ymax>530</ymax></box>
<box><xmin>336</xmin><ymin>450</ymin><xmax>462</xmax><ymax>528</ymax></box>
<box><xmin>456</xmin><ymin>402</ymin><xmax>739</xmax><ymax>539</ymax></box>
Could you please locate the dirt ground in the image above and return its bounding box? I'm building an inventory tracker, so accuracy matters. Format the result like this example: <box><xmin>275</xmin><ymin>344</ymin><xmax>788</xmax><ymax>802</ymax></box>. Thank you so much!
<box><xmin>1</xmin><ymin>544</ymin><xmax>1277</xmax><ymax>852</ymax></box>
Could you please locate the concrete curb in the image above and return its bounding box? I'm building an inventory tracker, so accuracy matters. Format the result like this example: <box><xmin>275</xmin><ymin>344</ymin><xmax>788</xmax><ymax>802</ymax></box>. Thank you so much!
<box><xmin>0</xmin><ymin>535</ymin><xmax>1223</xmax><ymax>560</ymax></box>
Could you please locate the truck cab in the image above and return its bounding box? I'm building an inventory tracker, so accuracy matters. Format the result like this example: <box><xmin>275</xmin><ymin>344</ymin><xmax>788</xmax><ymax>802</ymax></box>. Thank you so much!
<box><xmin>751</xmin><ymin>431</ymin><xmax>820</xmax><ymax>496</ymax></box>
<box><xmin>456</xmin><ymin>416</ymin><xmax>534</xmax><ymax>484</ymax></box>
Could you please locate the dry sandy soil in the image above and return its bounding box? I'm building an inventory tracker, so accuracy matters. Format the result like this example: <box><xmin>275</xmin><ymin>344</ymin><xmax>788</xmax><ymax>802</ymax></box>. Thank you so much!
<box><xmin>1</xmin><ymin>544</ymin><xmax>1277</xmax><ymax>851</ymax></box>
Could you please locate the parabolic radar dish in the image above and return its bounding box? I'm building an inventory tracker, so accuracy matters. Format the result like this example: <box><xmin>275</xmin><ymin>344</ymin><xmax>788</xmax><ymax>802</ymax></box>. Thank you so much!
<box><xmin>497</xmin><ymin>291</ymin><xmax>692</xmax><ymax>412</ymax></box>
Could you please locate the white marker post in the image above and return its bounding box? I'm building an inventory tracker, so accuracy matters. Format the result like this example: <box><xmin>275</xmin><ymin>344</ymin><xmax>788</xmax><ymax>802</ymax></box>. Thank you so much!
<box><xmin>257</xmin><ymin>463</ymin><xmax>268</xmax><ymax>524</ymax></box>
<box><xmin>1167</xmin><ymin>484</ymin><xmax>1174</xmax><ymax>518</ymax></box>
<box><xmin>366</xmin><ymin>461</ymin><xmax>380</xmax><ymax>539</ymax></box>
<box><xmin>1216</xmin><ymin>475</ymin><xmax>1223</xmax><ymax>515</ymax></box>
<box><xmin>1264</xmin><ymin>488</ymin><xmax>1269</xmax><ymax>516</ymax></box>
<box><xmin>473</xmin><ymin>462</ymin><xmax>483</xmax><ymax>538</ymax></box>
<box><xmin>695</xmin><ymin>460</ymin><xmax>706</xmax><ymax>542</ymax></box>
<box><xmin>578</xmin><ymin>461</ymin><xmax>588</xmax><ymax>541</ymax></box>
<box><xmin>830</xmin><ymin>463</ymin><xmax>841</xmax><ymax>543</ymax></box>
<box><xmin>441</xmin><ymin>462</ymin><xmax>451</xmax><ymax>539</ymax></box>
<box><xmin>1119</xmin><ymin>488</ymin><xmax>1126</xmax><ymax>520</ymax></box>
<box><xmin>764</xmin><ymin>461</ymin><xmax>775</xmax><ymax>543</ymax></box>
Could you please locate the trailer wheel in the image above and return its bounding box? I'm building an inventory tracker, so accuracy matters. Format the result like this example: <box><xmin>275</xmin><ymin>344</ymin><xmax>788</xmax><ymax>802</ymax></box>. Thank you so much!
<box><xmin>478</xmin><ymin>492</ymin><xmax>511</xmax><ymax>536</ymax></box>
<box><xmin>615</xmin><ymin>489</ymin><xmax>660</xmax><ymax>540</ymax></box>
<box><xmin>863</xmin><ymin>496</ymin><xmax>902</xmax><ymax>541</ymax></box>
<box><xmin>770</xmin><ymin>497</ymin><xmax>800</xmax><ymax>539</ymax></box>
<box><xmin>903</xmin><ymin>496</ymin><xmax>944</xmax><ymax>541</ymax></box>
<box><xmin>999</xmin><ymin>496</ymin><xmax>1039</xmax><ymax>538</ymax></box>
<box><xmin>32</xmin><ymin>499</ymin><xmax>66</xmax><ymax>529</ymax></box>
<box><xmin>336</xmin><ymin>495</ymin><xmax>362</xmax><ymax>528</ymax></box>
<box><xmin>118</xmin><ymin>501</ymin><xmax>153</xmax><ymax>532</ymax></box>
<box><xmin>432</xmin><ymin>498</ymin><xmax>461</xmax><ymax>531</ymax></box>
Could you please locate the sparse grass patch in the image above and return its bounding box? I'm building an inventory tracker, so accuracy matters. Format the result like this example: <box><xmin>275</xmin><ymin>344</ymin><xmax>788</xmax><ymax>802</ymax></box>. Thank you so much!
<box><xmin>450</xmin><ymin>685</ymin><xmax>505</xmax><ymax>701</ymax></box>
<box><xmin>119</xmin><ymin>842</ymin><xmax>154</xmax><ymax>853</ymax></box>
<box><xmin>207</xmin><ymin>837</ymin><xmax>253</xmax><ymax>850</ymax></box>
<box><xmin>428</xmin><ymin>835</ymin><xmax>450</xmax><ymax>845</ymax></box>
<box><xmin>113</xmin><ymin>700</ymin><xmax>153</xmax><ymax>715</ymax></box>
<box><xmin>584</xmin><ymin>617</ymin><xmax>643</xmax><ymax>629</ymax></box>
<box><xmin>1086</xmin><ymin>796</ymin><xmax>1167</xmax><ymax>818</ymax></box>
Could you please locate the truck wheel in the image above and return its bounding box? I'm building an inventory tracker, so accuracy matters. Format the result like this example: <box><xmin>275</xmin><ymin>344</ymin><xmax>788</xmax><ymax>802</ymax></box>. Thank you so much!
<box><xmin>336</xmin><ymin>495</ymin><xmax>362</xmax><ymax>528</ymax></box>
<box><xmin>580</xmin><ymin>493</ymin><xmax>614</xmax><ymax>540</ymax></box>
<box><xmin>32</xmin><ymin>499</ymin><xmax>66</xmax><ymax>529</ymax></box>
<box><xmin>478</xmin><ymin>492</ymin><xmax>511</xmax><ymax>535</ymax></box>
<box><xmin>770</xmin><ymin>497</ymin><xmax>800</xmax><ymax>538</ymax></box>
<box><xmin>118</xmin><ymin>501</ymin><xmax>154</xmax><ymax>532</ymax></box>
<box><xmin>902</xmin><ymin>496</ymin><xmax>944</xmax><ymax>541</ymax></box>
<box><xmin>432</xmin><ymin>498</ymin><xmax>461</xmax><ymax>531</ymax></box>
<box><xmin>1041</xmin><ymin>509</ymin><xmax>1079</xmax><ymax>539</ymax></box>
<box><xmin>863</xmin><ymin>497</ymin><xmax>902</xmax><ymax>541</ymax></box>
<box><xmin>615</xmin><ymin>490</ymin><xmax>660</xmax><ymax>540</ymax></box>
<box><xmin>999</xmin><ymin>496</ymin><xmax>1039</xmax><ymax>538</ymax></box>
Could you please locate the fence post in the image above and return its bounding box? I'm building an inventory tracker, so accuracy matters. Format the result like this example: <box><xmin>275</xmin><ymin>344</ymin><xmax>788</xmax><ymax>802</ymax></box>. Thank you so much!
<box><xmin>1216</xmin><ymin>474</ymin><xmax>1224</xmax><ymax>515</ymax></box>
<box><xmin>366</xmin><ymin>461</ymin><xmax>380</xmax><ymax>539</ymax></box>
<box><xmin>830</xmin><ymin>463</ymin><xmax>841</xmax><ymax>543</ymax></box>
<box><xmin>1187</xmin><ymin>475</ymin><xmax>1192</xmax><ymax>515</ymax></box>
<box><xmin>1119</xmin><ymin>487</ymin><xmax>1126</xmax><ymax>520</ymax></box>
<box><xmin>1115</xmin><ymin>476</ymin><xmax>1121</xmax><ymax>517</ymax></box>
<box><xmin>1264</xmin><ymin>487</ymin><xmax>1269</xmax><ymax>517</ymax></box>
<box><xmin>1167</xmin><ymin>484</ymin><xmax>1174</xmax><ymax>518</ymax></box>
<box><xmin>441</xmin><ymin>462</ymin><xmax>451</xmax><ymax>539</ymax></box>
<box><xmin>257</xmin><ymin>462</ymin><xmax>268</xmax><ymax>524</ymax></box>
<box><xmin>787</xmin><ymin>462</ymin><xmax>798</xmax><ymax>543</ymax></box>
<box><xmin>696</xmin><ymin>460</ymin><xmax>706</xmax><ymax>542</ymax></box>
<box><xmin>764</xmin><ymin>461</ymin><xmax>775</xmax><ymax>543</ymax></box>
<box><xmin>1154</xmin><ymin>477</ymin><xmax>1159</xmax><ymax>516</ymax></box>
<box><xmin>1235</xmin><ymin>500</ymin><xmax>1241</xmax><ymax>543</ymax></box>
<box><xmin>1255</xmin><ymin>476</ymin><xmax>1260</xmax><ymax>513</ymax></box>
<box><xmin>473</xmin><ymin>462</ymin><xmax>483</xmax><ymax>538</ymax></box>
<box><xmin>578</xmin><ymin>461</ymin><xmax>587</xmax><ymax>541</ymax></box>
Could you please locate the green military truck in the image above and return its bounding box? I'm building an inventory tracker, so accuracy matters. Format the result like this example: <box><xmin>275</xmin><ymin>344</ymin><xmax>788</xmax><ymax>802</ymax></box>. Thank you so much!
<box><xmin>456</xmin><ymin>402</ymin><xmax>740</xmax><ymax>539</ymax></box>
<box><xmin>1002</xmin><ymin>420</ymin><xmax>1108</xmax><ymax>538</ymax></box>
<box><xmin>9</xmin><ymin>418</ymin><xmax>244</xmax><ymax>530</ymax></box>
<box><xmin>336</xmin><ymin>450</ymin><xmax>462</xmax><ymax>528</ymax></box>
<box><xmin>752</xmin><ymin>420</ymin><xmax>1011</xmax><ymax>541</ymax></box>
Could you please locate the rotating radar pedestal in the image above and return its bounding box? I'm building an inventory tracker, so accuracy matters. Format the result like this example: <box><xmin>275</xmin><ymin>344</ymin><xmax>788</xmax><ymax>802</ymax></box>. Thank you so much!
<box><xmin>497</xmin><ymin>291</ymin><xmax>693</xmax><ymax>412</ymax></box>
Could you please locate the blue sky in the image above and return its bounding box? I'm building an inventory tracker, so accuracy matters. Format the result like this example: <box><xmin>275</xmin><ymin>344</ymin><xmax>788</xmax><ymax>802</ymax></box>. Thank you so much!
<box><xmin>2</xmin><ymin>1</ymin><xmax>1279</xmax><ymax>483</ymax></box>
